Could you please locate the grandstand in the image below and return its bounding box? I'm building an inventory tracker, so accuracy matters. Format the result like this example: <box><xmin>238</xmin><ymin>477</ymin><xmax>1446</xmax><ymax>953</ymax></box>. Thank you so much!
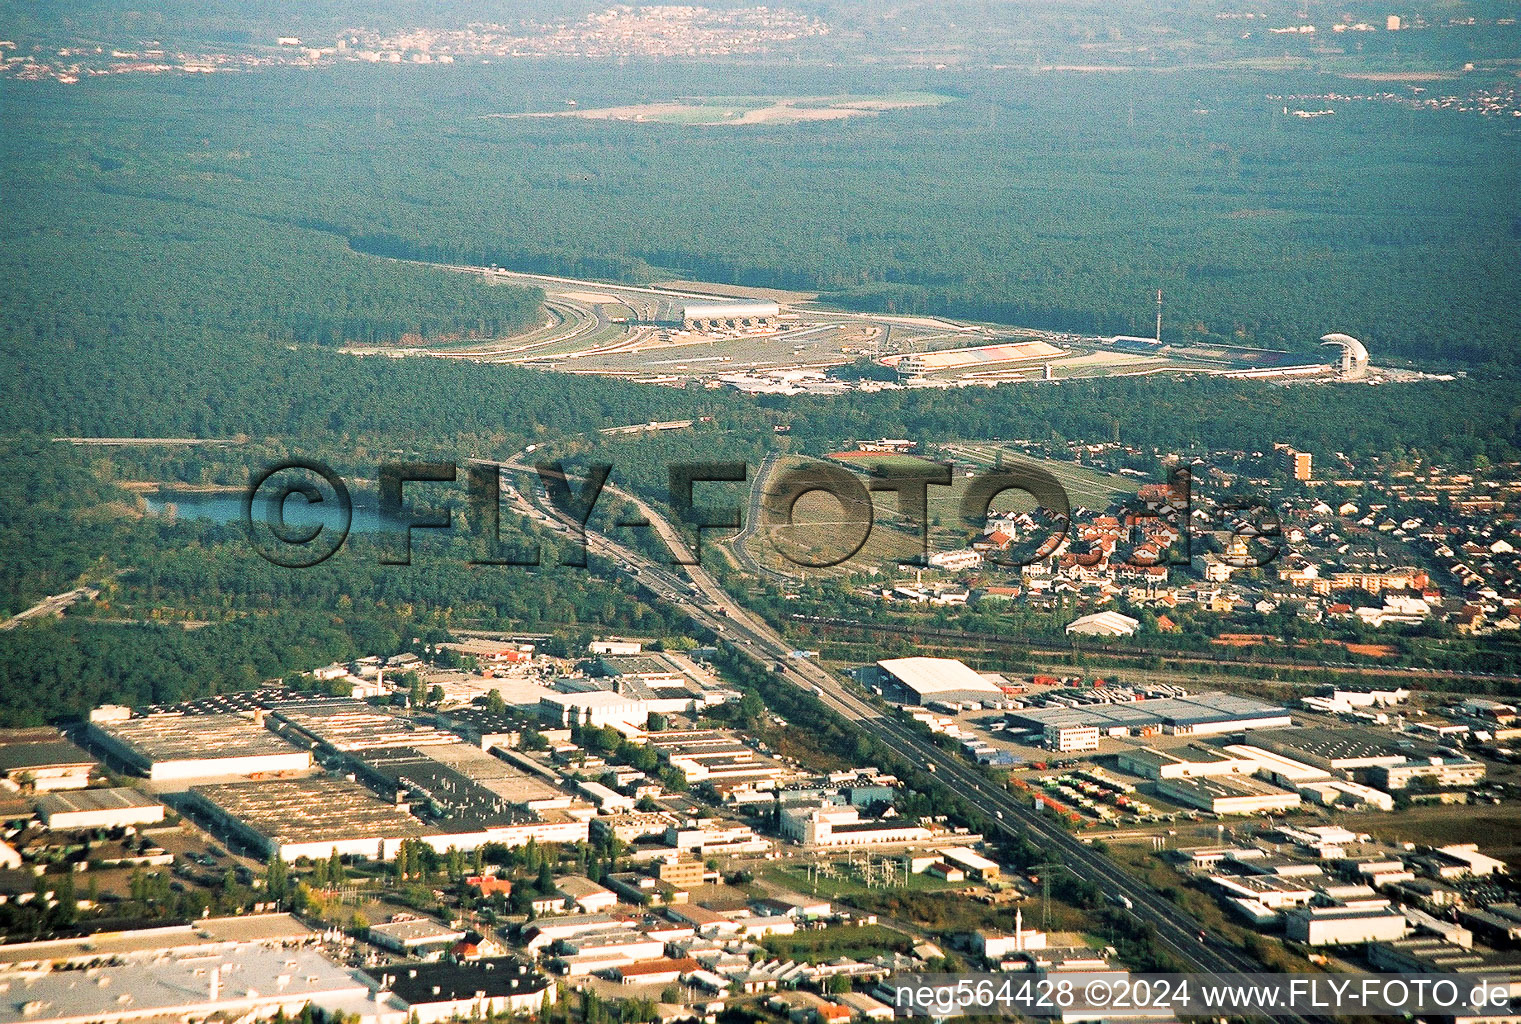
<box><xmin>880</xmin><ymin>340</ymin><xmax>1066</xmax><ymax>376</ymax></box>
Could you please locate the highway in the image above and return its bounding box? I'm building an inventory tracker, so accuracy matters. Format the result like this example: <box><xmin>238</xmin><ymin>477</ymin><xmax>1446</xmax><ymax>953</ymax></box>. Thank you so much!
<box><xmin>500</xmin><ymin>450</ymin><xmax>1329</xmax><ymax>1014</ymax></box>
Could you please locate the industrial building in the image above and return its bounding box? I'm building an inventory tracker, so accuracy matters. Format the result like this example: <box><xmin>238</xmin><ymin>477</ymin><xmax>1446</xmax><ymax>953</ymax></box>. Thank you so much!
<box><xmin>189</xmin><ymin>777</ymin><xmax>434</xmax><ymax>861</ymax></box>
<box><xmin>0</xmin><ymin>729</ymin><xmax>96</xmax><ymax>792</ymax></box>
<box><xmin>0</xmin><ymin>936</ymin><xmax>381</xmax><ymax>1024</ymax></box>
<box><xmin>366</xmin><ymin>957</ymin><xmax>555</xmax><ymax>1022</ymax></box>
<box><xmin>1154</xmin><ymin>775</ymin><xmax>1302</xmax><ymax>815</ymax></box>
<box><xmin>778</xmin><ymin>804</ymin><xmax>932</xmax><ymax>847</ymax></box>
<box><xmin>354</xmin><ymin>746</ymin><xmax>555</xmax><ymax>835</ymax></box>
<box><xmin>539</xmin><ymin>690</ymin><xmax>652</xmax><ymax>729</ymax></box>
<box><xmin>1250</xmin><ymin>727</ymin><xmax>1408</xmax><ymax>772</ymax></box>
<box><xmin>1116</xmin><ymin>745</ymin><xmax>1256</xmax><ymax>780</ymax></box>
<box><xmin>1297</xmin><ymin>779</ymin><xmax>1395</xmax><ymax>811</ymax></box>
<box><xmin>88</xmin><ymin>712</ymin><xmax>313</xmax><ymax>781</ymax></box>
<box><xmin>680</xmin><ymin>300</ymin><xmax>779</xmax><ymax>331</ymax></box>
<box><xmin>873</xmin><ymin>657</ymin><xmax>1003</xmax><ymax>706</ymax></box>
<box><xmin>267</xmin><ymin>699</ymin><xmax>463</xmax><ymax>753</ymax></box>
<box><xmin>366</xmin><ymin>917</ymin><xmax>467</xmax><ymax>958</ymax></box>
<box><xmin>36</xmin><ymin>787</ymin><xmax>164</xmax><ymax>829</ymax></box>
<box><xmin>189</xmin><ymin>774</ymin><xmax>588</xmax><ymax>862</ymax></box>
<box><xmin>1219</xmin><ymin>745</ymin><xmax>1332</xmax><ymax>786</ymax></box>
<box><xmin>1007</xmin><ymin>692</ymin><xmax>1291</xmax><ymax>740</ymax></box>
<box><xmin>643</xmin><ymin>729</ymin><xmax>786</xmax><ymax>788</ymax></box>
<box><xmin>1369</xmin><ymin>756</ymin><xmax>1486</xmax><ymax>791</ymax></box>
<box><xmin>1284</xmin><ymin>904</ymin><xmax>1408</xmax><ymax>946</ymax></box>
<box><xmin>936</xmin><ymin>846</ymin><xmax>1001</xmax><ymax>881</ymax></box>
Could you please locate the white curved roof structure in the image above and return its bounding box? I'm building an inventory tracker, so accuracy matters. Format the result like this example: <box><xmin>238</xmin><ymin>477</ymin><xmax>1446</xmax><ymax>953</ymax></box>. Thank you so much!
<box><xmin>1065</xmin><ymin>611</ymin><xmax>1140</xmax><ymax>637</ymax></box>
<box><xmin>1320</xmin><ymin>333</ymin><xmax>1369</xmax><ymax>379</ymax></box>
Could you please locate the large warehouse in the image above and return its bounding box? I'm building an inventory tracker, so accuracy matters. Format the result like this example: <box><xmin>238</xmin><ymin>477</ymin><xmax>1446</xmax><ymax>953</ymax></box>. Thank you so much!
<box><xmin>873</xmin><ymin>657</ymin><xmax>1004</xmax><ymax>706</ymax></box>
<box><xmin>189</xmin><ymin>775</ymin><xmax>589</xmax><ymax>862</ymax></box>
<box><xmin>189</xmin><ymin>777</ymin><xmax>434</xmax><ymax>861</ymax></box>
<box><xmin>1007</xmin><ymin>692</ymin><xmax>1291</xmax><ymax>739</ymax></box>
<box><xmin>1155</xmin><ymin>775</ymin><xmax>1302</xmax><ymax>815</ymax></box>
<box><xmin>88</xmin><ymin>712</ymin><xmax>313</xmax><ymax>781</ymax></box>
<box><xmin>681</xmin><ymin>300</ymin><xmax>779</xmax><ymax>330</ymax></box>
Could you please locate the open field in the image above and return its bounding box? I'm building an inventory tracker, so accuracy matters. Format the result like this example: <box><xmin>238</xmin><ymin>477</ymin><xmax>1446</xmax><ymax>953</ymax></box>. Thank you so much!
<box><xmin>494</xmin><ymin>92</ymin><xmax>954</xmax><ymax>126</ymax></box>
<box><xmin>1340</xmin><ymin>805</ymin><xmax>1521</xmax><ymax>872</ymax></box>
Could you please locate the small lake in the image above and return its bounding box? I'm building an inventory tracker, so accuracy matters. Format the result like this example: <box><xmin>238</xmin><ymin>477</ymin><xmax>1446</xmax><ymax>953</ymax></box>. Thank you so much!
<box><xmin>145</xmin><ymin>491</ymin><xmax>403</xmax><ymax>534</ymax></box>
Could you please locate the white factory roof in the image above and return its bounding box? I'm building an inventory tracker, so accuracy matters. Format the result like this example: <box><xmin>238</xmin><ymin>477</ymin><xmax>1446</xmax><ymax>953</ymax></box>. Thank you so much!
<box><xmin>876</xmin><ymin>657</ymin><xmax>1002</xmax><ymax>696</ymax></box>
<box><xmin>0</xmin><ymin>941</ymin><xmax>368</xmax><ymax>1024</ymax></box>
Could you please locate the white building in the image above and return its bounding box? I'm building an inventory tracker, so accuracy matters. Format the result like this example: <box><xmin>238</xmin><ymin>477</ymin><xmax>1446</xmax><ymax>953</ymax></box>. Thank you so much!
<box><xmin>540</xmin><ymin>692</ymin><xmax>650</xmax><ymax>729</ymax></box>
<box><xmin>1044</xmin><ymin>723</ymin><xmax>1099</xmax><ymax>752</ymax></box>
<box><xmin>778</xmin><ymin>804</ymin><xmax>931</xmax><ymax>847</ymax></box>
<box><xmin>1284</xmin><ymin>904</ymin><xmax>1408</xmax><ymax>946</ymax></box>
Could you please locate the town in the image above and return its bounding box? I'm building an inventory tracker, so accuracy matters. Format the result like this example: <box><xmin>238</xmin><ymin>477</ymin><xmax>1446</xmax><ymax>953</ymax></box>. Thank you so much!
<box><xmin>0</xmin><ymin>610</ymin><xmax>1516</xmax><ymax>1024</ymax></box>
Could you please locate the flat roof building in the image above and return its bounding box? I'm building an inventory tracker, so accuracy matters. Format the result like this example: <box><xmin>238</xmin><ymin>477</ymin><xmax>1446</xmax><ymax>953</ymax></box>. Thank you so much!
<box><xmin>1117</xmin><ymin>745</ymin><xmax>1255</xmax><ymax>780</ymax></box>
<box><xmin>0</xmin><ymin>939</ymin><xmax>377</xmax><ymax>1024</ymax></box>
<box><xmin>367</xmin><ymin>957</ymin><xmax>555</xmax><ymax>1023</ymax></box>
<box><xmin>1250</xmin><ymin>728</ymin><xmax>1407</xmax><ymax>771</ymax></box>
<box><xmin>779</xmin><ymin>804</ymin><xmax>931</xmax><ymax>847</ymax></box>
<box><xmin>1009</xmin><ymin>692</ymin><xmax>1291</xmax><ymax>738</ymax></box>
<box><xmin>190</xmin><ymin>777</ymin><xmax>432</xmax><ymax>861</ymax></box>
<box><xmin>88</xmin><ymin>712</ymin><xmax>312</xmax><ymax>781</ymax></box>
<box><xmin>0</xmin><ymin>730</ymin><xmax>95</xmax><ymax>791</ymax></box>
<box><xmin>1155</xmin><ymin>775</ymin><xmax>1302</xmax><ymax>815</ymax></box>
<box><xmin>37</xmin><ymin>787</ymin><xmax>163</xmax><ymax>829</ymax></box>
<box><xmin>1044</xmin><ymin>723</ymin><xmax>1099</xmax><ymax>752</ymax></box>
<box><xmin>268</xmin><ymin>699</ymin><xmax>462</xmax><ymax>752</ymax></box>
<box><xmin>367</xmin><ymin>916</ymin><xmax>467</xmax><ymax>957</ymax></box>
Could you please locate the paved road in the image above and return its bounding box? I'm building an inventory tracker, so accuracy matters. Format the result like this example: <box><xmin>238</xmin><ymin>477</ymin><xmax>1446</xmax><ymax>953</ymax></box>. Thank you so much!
<box><xmin>501</xmin><ymin>450</ymin><xmax>1329</xmax><ymax>1013</ymax></box>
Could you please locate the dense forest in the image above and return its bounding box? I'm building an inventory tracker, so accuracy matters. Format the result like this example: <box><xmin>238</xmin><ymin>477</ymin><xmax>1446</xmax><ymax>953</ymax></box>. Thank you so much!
<box><xmin>0</xmin><ymin>441</ymin><xmax>696</xmax><ymax>724</ymax></box>
<box><xmin>3</xmin><ymin>43</ymin><xmax>1519</xmax><ymax>723</ymax></box>
<box><xmin>7</xmin><ymin>59</ymin><xmax>1518</xmax><ymax>366</ymax></box>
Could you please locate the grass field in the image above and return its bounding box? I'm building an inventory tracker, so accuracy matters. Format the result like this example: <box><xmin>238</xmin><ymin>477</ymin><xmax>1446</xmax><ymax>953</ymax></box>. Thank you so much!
<box><xmin>761</xmin><ymin>923</ymin><xmax>914</xmax><ymax>962</ymax></box>
<box><xmin>1339</xmin><ymin>805</ymin><xmax>1521</xmax><ymax>872</ymax></box>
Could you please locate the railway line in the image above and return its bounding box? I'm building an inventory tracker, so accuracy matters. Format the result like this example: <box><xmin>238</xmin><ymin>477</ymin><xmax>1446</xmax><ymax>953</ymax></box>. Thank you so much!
<box><xmin>788</xmin><ymin>614</ymin><xmax>1515</xmax><ymax>684</ymax></box>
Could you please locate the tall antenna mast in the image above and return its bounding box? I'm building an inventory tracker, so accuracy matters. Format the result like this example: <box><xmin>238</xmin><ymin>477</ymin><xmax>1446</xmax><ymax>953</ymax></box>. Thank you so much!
<box><xmin>1155</xmin><ymin>289</ymin><xmax>1163</xmax><ymax>344</ymax></box>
